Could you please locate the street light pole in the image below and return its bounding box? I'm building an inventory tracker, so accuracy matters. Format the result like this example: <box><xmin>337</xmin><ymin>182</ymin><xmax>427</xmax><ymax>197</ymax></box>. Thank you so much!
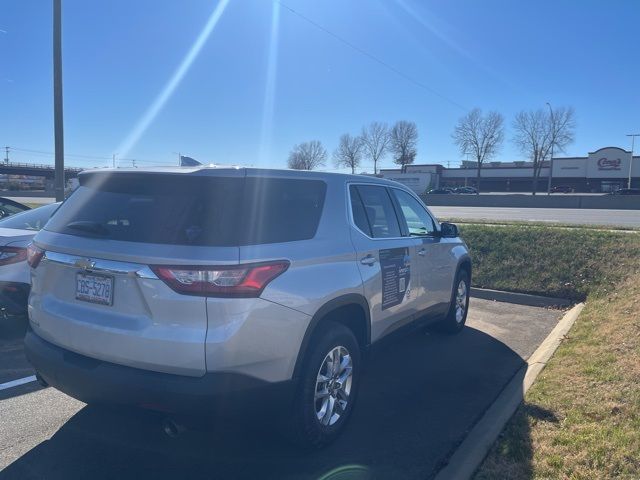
<box><xmin>53</xmin><ymin>0</ymin><xmax>65</xmax><ymax>201</ymax></box>
<box><xmin>627</xmin><ymin>134</ymin><xmax>639</xmax><ymax>189</ymax></box>
<box><xmin>546</xmin><ymin>102</ymin><xmax>554</xmax><ymax>195</ymax></box>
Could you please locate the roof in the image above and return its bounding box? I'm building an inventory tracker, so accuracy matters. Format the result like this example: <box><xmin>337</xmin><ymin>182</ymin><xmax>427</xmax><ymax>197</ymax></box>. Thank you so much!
<box><xmin>78</xmin><ymin>166</ymin><xmax>400</xmax><ymax>188</ymax></box>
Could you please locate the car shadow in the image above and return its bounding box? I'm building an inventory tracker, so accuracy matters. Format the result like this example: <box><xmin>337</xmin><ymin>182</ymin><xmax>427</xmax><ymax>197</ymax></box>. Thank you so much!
<box><xmin>474</xmin><ymin>396</ymin><xmax>558</xmax><ymax>480</ymax></box>
<box><xmin>0</xmin><ymin>315</ymin><xmax>39</xmax><ymax>395</ymax></box>
<box><xmin>1</xmin><ymin>326</ymin><xmax>530</xmax><ymax>480</ymax></box>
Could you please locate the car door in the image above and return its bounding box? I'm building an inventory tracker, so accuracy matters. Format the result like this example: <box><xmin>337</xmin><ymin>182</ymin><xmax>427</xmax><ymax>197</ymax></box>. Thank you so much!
<box><xmin>348</xmin><ymin>184</ymin><xmax>423</xmax><ymax>342</ymax></box>
<box><xmin>390</xmin><ymin>188</ymin><xmax>455</xmax><ymax>312</ymax></box>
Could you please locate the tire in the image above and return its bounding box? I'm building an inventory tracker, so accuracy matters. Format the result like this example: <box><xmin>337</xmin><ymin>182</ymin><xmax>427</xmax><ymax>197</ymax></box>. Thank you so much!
<box><xmin>287</xmin><ymin>321</ymin><xmax>361</xmax><ymax>449</ymax></box>
<box><xmin>435</xmin><ymin>269</ymin><xmax>470</xmax><ymax>334</ymax></box>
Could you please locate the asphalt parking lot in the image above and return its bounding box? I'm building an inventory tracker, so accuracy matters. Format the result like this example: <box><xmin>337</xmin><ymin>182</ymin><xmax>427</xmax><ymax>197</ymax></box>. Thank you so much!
<box><xmin>0</xmin><ymin>299</ymin><xmax>561</xmax><ymax>480</ymax></box>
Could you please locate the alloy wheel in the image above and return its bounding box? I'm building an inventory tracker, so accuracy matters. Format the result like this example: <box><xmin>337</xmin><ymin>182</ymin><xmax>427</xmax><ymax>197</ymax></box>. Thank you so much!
<box><xmin>455</xmin><ymin>279</ymin><xmax>468</xmax><ymax>323</ymax></box>
<box><xmin>314</xmin><ymin>346</ymin><xmax>353</xmax><ymax>426</ymax></box>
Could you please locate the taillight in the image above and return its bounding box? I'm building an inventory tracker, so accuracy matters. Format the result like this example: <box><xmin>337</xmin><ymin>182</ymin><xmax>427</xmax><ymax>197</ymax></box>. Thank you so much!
<box><xmin>26</xmin><ymin>243</ymin><xmax>45</xmax><ymax>269</ymax></box>
<box><xmin>0</xmin><ymin>246</ymin><xmax>28</xmax><ymax>266</ymax></box>
<box><xmin>151</xmin><ymin>261</ymin><xmax>289</xmax><ymax>297</ymax></box>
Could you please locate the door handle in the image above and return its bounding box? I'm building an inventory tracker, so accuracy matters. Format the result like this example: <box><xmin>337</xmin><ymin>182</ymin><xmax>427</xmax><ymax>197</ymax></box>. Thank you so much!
<box><xmin>418</xmin><ymin>249</ymin><xmax>426</xmax><ymax>256</ymax></box>
<box><xmin>360</xmin><ymin>255</ymin><xmax>377</xmax><ymax>266</ymax></box>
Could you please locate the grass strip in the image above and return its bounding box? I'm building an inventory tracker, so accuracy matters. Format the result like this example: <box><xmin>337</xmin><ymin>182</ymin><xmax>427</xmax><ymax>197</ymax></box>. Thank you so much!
<box><xmin>465</xmin><ymin>224</ymin><xmax>640</xmax><ymax>479</ymax></box>
<box><xmin>459</xmin><ymin>224</ymin><xmax>640</xmax><ymax>301</ymax></box>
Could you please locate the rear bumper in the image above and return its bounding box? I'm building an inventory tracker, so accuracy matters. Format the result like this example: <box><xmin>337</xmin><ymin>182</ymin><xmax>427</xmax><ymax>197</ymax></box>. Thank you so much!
<box><xmin>24</xmin><ymin>328</ymin><xmax>294</xmax><ymax>416</ymax></box>
<box><xmin>0</xmin><ymin>281</ymin><xmax>30</xmax><ymax>315</ymax></box>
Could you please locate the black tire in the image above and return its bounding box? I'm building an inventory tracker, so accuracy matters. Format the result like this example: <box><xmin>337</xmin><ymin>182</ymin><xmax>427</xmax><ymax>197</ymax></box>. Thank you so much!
<box><xmin>287</xmin><ymin>321</ymin><xmax>361</xmax><ymax>449</ymax></box>
<box><xmin>435</xmin><ymin>269</ymin><xmax>470</xmax><ymax>334</ymax></box>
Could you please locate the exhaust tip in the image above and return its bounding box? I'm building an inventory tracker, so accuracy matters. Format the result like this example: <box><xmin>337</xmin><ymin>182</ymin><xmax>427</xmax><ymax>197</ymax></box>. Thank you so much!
<box><xmin>162</xmin><ymin>417</ymin><xmax>185</xmax><ymax>438</ymax></box>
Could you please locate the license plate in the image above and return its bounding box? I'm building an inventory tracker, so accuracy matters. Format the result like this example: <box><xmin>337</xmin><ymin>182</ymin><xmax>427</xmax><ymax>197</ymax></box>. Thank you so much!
<box><xmin>76</xmin><ymin>272</ymin><xmax>114</xmax><ymax>305</ymax></box>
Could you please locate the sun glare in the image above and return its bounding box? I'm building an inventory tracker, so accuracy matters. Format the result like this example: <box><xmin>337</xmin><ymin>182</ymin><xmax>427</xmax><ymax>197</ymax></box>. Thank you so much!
<box><xmin>258</xmin><ymin>1</ymin><xmax>281</xmax><ymax>167</ymax></box>
<box><xmin>116</xmin><ymin>0</ymin><xmax>231</xmax><ymax>160</ymax></box>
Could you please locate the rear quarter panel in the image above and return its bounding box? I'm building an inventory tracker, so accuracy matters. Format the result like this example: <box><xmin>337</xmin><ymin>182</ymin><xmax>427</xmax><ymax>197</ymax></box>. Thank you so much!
<box><xmin>241</xmin><ymin>177</ymin><xmax>363</xmax><ymax>317</ymax></box>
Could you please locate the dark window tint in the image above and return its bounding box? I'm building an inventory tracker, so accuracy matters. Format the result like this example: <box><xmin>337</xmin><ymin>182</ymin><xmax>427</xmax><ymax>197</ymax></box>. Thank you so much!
<box><xmin>349</xmin><ymin>186</ymin><xmax>372</xmax><ymax>237</ymax></box>
<box><xmin>242</xmin><ymin>177</ymin><xmax>326</xmax><ymax>245</ymax></box>
<box><xmin>45</xmin><ymin>173</ymin><xmax>326</xmax><ymax>246</ymax></box>
<box><xmin>353</xmin><ymin>185</ymin><xmax>401</xmax><ymax>238</ymax></box>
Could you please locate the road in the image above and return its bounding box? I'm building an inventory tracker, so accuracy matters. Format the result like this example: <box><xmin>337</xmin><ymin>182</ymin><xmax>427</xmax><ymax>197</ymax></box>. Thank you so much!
<box><xmin>7</xmin><ymin>197</ymin><xmax>640</xmax><ymax>227</ymax></box>
<box><xmin>0</xmin><ymin>299</ymin><xmax>560</xmax><ymax>480</ymax></box>
<box><xmin>430</xmin><ymin>206</ymin><xmax>640</xmax><ymax>227</ymax></box>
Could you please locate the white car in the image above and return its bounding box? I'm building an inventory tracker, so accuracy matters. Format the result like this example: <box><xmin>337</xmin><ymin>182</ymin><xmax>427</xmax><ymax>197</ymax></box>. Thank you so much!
<box><xmin>0</xmin><ymin>203</ymin><xmax>60</xmax><ymax>315</ymax></box>
<box><xmin>25</xmin><ymin>168</ymin><xmax>470</xmax><ymax>447</ymax></box>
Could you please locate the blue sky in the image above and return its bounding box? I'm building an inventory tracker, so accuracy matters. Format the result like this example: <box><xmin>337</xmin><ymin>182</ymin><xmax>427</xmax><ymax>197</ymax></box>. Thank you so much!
<box><xmin>1</xmin><ymin>0</ymin><xmax>639</xmax><ymax>171</ymax></box>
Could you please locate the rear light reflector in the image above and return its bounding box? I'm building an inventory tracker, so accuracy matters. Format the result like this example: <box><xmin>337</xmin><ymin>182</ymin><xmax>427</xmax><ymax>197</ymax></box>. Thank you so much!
<box><xmin>150</xmin><ymin>261</ymin><xmax>289</xmax><ymax>297</ymax></box>
<box><xmin>0</xmin><ymin>246</ymin><xmax>28</xmax><ymax>266</ymax></box>
<box><xmin>26</xmin><ymin>243</ymin><xmax>45</xmax><ymax>268</ymax></box>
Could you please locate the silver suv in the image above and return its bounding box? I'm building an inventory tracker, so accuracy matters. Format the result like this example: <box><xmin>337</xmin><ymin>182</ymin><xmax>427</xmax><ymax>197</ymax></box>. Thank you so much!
<box><xmin>25</xmin><ymin>167</ymin><xmax>471</xmax><ymax>447</ymax></box>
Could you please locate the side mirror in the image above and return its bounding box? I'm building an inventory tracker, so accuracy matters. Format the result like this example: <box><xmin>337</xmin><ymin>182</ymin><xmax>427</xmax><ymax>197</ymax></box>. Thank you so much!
<box><xmin>439</xmin><ymin>222</ymin><xmax>459</xmax><ymax>238</ymax></box>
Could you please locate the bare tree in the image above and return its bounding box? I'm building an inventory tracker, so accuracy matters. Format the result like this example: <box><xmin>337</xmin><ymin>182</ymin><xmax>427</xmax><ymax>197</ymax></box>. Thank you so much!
<box><xmin>513</xmin><ymin>106</ymin><xmax>575</xmax><ymax>194</ymax></box>
<box><xmin>287</xmin><ymin>140</ymin><xmax>327</xmax><ymax>170</ymax></box>
<box><xmin>452</xmin><ymin>108</ymin><xmax>504</xmax><ymax>193</ymax></box>
<box><xmin>360</xmin><ymin>122</ymin><xmax>390</xmax><ymax>174</ymax></box>
<box><xmin>390</xmin><ymin>121</ymin><xmax>418</xmax><ymax>168</ymax></box>
<box><xmin>333</xmin><ymin>134</ymin><xmax>363</xmax><ymax>174</ymax></box>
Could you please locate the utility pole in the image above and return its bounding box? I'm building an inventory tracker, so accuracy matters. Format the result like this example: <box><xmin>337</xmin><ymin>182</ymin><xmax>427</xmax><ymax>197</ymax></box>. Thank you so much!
<box><xmin>53</xmin><ymin>0</ymin><xmax>65</xmax><ymax>201</ymax></box>
<box><xmin>4</xmin><ymin>146</ymin><xmax>9</xmax><ymax>164</ymax></box>
<box><xmin>627</xmin><ymin>134</ymin><xmax>639</xmax><ymax>189</ymax></box>
<box><xmin>546</xmin><ymin>102</ymin><xmax>554</xmax><ymax>195</ymax></box>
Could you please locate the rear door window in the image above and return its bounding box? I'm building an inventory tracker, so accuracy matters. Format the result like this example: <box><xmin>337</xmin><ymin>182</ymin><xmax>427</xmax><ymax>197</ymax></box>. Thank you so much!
<box><xmin>349</xmin><ymin>185</ymin><xmax>372</xmax><ymax>237</ymax></box>
<box><xmin>351</xmin><ymin>184</ymin><xmax>401</xmax><ymax>238</ymax></box>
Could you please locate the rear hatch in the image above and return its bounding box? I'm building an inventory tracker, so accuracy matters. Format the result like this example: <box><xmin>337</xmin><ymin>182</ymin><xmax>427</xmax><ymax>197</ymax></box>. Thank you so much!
<box><xmin>29</xmin><ymin>169</ymin><xmax>243</xmax><ymax>376</ymax></box>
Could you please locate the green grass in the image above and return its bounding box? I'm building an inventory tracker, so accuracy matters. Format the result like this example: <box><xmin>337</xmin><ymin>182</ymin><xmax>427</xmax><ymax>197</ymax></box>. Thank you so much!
<box><xmin>476</xmin><ymin>276</ymin><xmax>640</xmax><ymax>480</ymax></box>
<box><xmin>445</xmin><ymin>217</ymin><xmax>640</xmax><ymax>232</ymax></box>
<box><xmin>459</xmin><ymin>224</ymin><xmax>640</xmax><ymax>300</ymax></box>
<box><xmin>471</xmin><ymin>225</ymin><xmax>640</xmax><ymax>479</ymax></box>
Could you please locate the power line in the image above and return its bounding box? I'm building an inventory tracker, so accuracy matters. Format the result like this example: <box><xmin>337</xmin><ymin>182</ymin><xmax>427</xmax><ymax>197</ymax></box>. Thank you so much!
<box><xmin>9</xmin><ymin>147</ymin><xmax>111</xmax><ymax>160</ymax></box>
<box><xmin>6</xmin><ymin>146</ymin><xmax>167</xmax><ymax>167</ymax></box>
<box><xmin>277</xmin><ymin>1</ymin><xmax>468</xmax><ymax>112</ymax></box>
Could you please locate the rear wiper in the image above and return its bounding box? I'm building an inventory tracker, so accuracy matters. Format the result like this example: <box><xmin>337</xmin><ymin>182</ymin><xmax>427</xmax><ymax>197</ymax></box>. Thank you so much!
<box><xmin>65</xmin><ymin>221</ymin><xmax>110</xmax><ymax>237</ymax></box>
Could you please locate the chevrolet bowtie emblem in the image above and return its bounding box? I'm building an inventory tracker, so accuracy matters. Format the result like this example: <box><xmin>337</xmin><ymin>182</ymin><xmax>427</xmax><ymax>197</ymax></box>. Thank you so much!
<box><xmin>74</xmin><ymin>258</ymin><xmax>95</xmax><ymax>270</ymax></box>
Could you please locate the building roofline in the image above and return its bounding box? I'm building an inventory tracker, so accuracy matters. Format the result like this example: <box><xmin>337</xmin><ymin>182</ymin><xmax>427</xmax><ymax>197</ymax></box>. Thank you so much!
<box><xmin>405</xmin><ymin>164</ymin><xmax>445</xmax><ymax>167</ymax></box>
<box><xmin>588</xmin><ymin>146</ymin><xmax>631</xmax><ymax>154</ymax></box>
<box><xmin>443</xmin><ymin>164</ymin><xmax>549</xmax><ymax>171</ymax></box>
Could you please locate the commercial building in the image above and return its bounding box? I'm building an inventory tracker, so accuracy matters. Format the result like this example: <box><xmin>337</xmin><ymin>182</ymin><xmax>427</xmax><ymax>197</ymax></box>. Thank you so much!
<box><xmin>380</xmin><ymin>146</ymin><xmax>640</xmax><ymax>194</ymax></box>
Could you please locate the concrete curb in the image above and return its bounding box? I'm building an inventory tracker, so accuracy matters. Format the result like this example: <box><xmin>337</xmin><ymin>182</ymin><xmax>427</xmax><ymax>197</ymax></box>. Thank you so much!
<box><xmin>434</xmin><ymin>302</ymin><xmax>585</xmax><ymax>480</ymax></box>
<box><xmin>470</xmin><ymin>287</ymin><xmax>572</xmax><ymax>308</ymax></box>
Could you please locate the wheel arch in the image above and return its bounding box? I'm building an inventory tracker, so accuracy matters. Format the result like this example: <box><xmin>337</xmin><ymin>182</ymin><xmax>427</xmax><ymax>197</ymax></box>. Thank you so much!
<box><xmin>446</xmin><ymin>255</ymin><xmax>472</xmax><ymax>311</ymax></box>
<box><xmin>457</xmin><ymin>255</ymin><xmax>472</xmax><ymax>279</ymax></box>
<box><xmin>292</xmin><ymin>294</ymin><xmax>371</xmax><ymax>380</ymax></box>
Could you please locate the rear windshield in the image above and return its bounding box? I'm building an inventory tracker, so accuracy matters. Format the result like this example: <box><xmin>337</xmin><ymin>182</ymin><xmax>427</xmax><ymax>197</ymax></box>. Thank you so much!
<box><xmin>45</xmin><ymin>173</ymin><xmax>326</xmax><ymax>246</ymax></box>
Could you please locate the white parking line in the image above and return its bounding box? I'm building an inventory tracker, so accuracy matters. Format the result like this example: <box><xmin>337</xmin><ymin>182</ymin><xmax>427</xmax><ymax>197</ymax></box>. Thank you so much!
<box><xmin>0</xmin><ymin>375</ymin><xmax>37</xmax><ymax>391</ymax></box>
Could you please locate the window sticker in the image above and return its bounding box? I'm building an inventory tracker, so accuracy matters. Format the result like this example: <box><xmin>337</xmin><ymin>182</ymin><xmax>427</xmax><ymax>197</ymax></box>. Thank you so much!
<box><xmin>379</xmin><ymin>247</ymin><xmax>411</xmax><ymax>310</ymax></box>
